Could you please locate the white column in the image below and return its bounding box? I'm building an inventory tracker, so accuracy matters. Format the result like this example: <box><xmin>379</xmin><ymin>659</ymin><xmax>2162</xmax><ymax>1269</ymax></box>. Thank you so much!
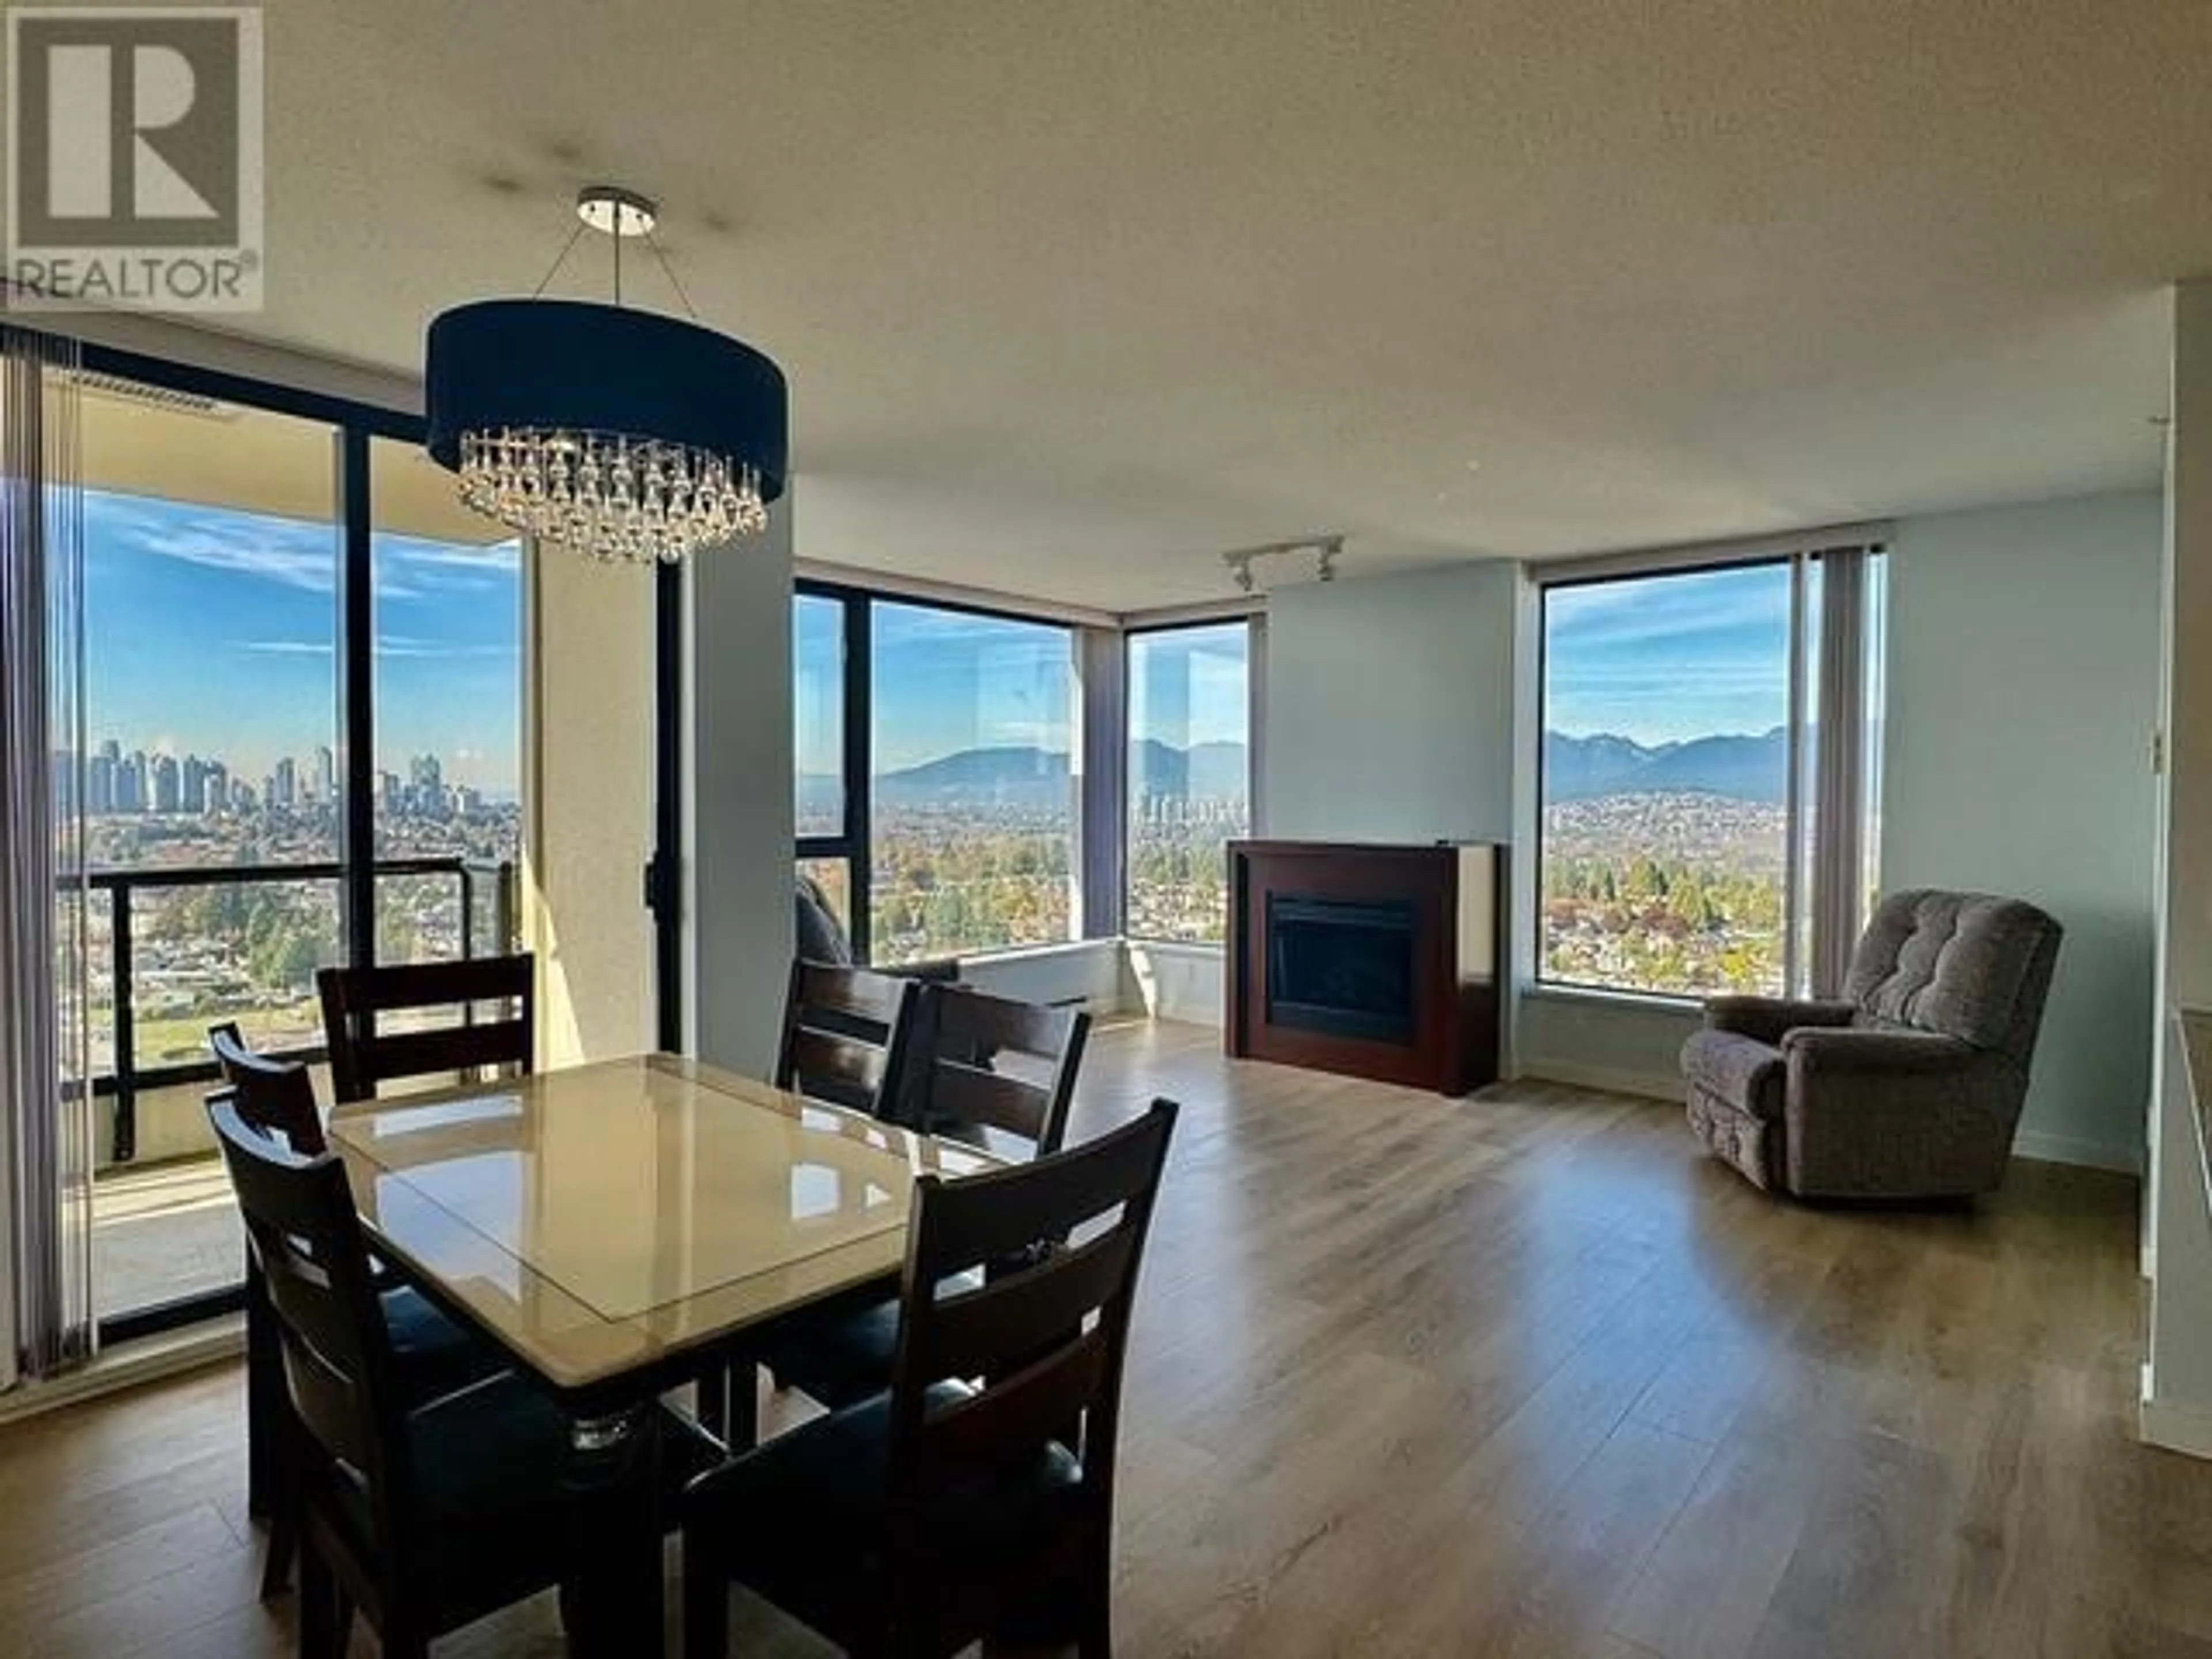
<box><xmin>522</xmin><ymin>541</ymin><xmax>658</xmax><ymax>1065</ymax></box>
<box><xmin>2143</xmin><ymin>281</ymin><xmax>2212</xmax><ymax>1454</ymax></box>
<box><xmin>684</xmin><ymin>492</ymin><xmax>796</xmax><ymax>1076</ymax></box>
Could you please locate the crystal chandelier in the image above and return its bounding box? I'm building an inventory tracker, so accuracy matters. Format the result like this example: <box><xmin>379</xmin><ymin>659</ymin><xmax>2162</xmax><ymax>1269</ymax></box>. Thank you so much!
<box><xmin>425</xmin><ymin>187</ymin><xmax>788</xmax><ymax>566</ymax></box>
<box><xmin>454</xmin><ymin>428</ymin><xmax>769</xmax><ymax>564</ymax></box>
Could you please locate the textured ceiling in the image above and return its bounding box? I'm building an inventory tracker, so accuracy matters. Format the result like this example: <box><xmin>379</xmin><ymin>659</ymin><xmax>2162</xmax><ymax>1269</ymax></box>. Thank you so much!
<box><xmin>210</xmin><ymin>1</ymin><xmax>2210</xmax><ymax>605</ymax></box>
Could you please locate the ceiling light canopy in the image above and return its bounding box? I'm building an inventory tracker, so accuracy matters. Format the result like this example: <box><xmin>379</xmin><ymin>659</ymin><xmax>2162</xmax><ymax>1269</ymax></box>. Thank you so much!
<box><xmin>425</xmin><ymin>186</ymin><xmax>788</xmax><ymax>566</ymax></box>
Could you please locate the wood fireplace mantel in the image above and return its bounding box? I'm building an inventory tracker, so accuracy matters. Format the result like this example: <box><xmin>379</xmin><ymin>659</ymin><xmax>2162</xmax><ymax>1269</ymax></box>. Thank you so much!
<box><xmin>1225</xmin><ymin>840</ymin><xmax>1507</xmax><ymax>1096</ymax></box>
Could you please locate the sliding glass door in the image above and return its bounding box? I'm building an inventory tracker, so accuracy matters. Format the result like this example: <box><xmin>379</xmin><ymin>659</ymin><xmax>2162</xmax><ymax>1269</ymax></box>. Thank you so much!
<box><xmin>69</xmin><ymin>344</ymin><xmax>522</xmax><ymax>1339</ymax></box>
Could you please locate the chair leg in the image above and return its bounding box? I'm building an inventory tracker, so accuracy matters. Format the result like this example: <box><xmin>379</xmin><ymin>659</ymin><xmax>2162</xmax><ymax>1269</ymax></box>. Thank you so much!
<box><xmin>296</xmin><ymin>1543</ymin><xmax>332</xmax><ymax>1659</ymax></box>
<box><xmin>696</xmin><ymin>1365</ymin><xmax>728</xmax><ymax>1438</ymax></box>
<box><xmin>1076</xmin><ymin>1547</ymin><xmax>1113</xmax><ymax>1659</ymax></box>
<box><xmin>681</xmin><ymin>1527</ymin><xmax>729</xmax><ymax>1659</ymax></box>
<box><xmin>260</xmin><ymin>1492</ymin><xmax>298</xmax><ymax>1600</ymax></box>
<box><xmin>725</xmin><ymin>1360</ymin><xmax>759</xmax><ymax>1452</ymax></box>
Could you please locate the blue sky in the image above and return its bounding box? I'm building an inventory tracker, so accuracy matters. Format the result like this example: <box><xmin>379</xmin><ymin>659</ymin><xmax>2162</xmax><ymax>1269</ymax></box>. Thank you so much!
<box><xmin>1544</xmin><ymin>562</ymin><xmax>1794</xmax><ymax>745</ymax></box>
<box><xmin>1129</xmin><ymin>623</ymin><xmax>1249</xmax><ymax>751</ymax></box>
<box><xmin>869</xmin><ymin>602</ymin><xmax>1073</xmax><ymax>772</ymax></box>
<box><xmin>84</xmin><ymin>489</ymin><xmax>522</xmax><ymax>793</ymax></box>
<box><xmin>796</xmin><ymin>601</ymin><xmax>1251</xmax><ymax>775</ymax></box>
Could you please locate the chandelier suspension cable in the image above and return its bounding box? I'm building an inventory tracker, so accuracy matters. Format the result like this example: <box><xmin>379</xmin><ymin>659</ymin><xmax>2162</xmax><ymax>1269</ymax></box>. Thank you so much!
<box><xmin>643</xmin><ymin>229</ymin><xmax>700</xmax><ymax>321</ymax></box>
<box><xmin>527</xmin><ymin>219</ymin><xmax>589</xmax><ymax>300</ymax></box>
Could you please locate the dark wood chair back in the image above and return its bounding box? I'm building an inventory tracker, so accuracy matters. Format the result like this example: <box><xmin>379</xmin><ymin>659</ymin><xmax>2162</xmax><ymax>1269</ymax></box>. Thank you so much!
<box><xmin>774</xmin><ymin>959</ymin><xmax>919</xmax><ymax>1116</ymax></box>
<box><xmin>885</xmin><ymin>1100</ymin><xmax>1177</xmax><ymax>1584</ymax></box>
<box><xmin>911</xmin><ymin>986</ymin><xmax>1090</xmax><ymax>1156</ymax></box>
<box><xmin>206</xmin><ymin>1098</ymin><xmax>412</xmax><ymax>1558</ymax></box>
<box><xmin>316</xmin><ymin>953</ymin><xmax>535</xmax><ymax>1104</ymax></box>
<box><xmin>207</xmin><ymin>1021</ymin><xmax>326</xmax><ymax>1155</ymax></box>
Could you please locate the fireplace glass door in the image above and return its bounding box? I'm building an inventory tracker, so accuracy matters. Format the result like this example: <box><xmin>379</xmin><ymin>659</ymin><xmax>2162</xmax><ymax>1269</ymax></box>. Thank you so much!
<box><xmin>1265</xmin><ymin>894</ymin><xmax>1418</xmax><ymax>1044</ymax></box>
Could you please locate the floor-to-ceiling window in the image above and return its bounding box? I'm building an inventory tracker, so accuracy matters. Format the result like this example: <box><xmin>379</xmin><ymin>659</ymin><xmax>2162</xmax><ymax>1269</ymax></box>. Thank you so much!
<box><xmin>869</xmin><ymin>601</ymin><xmax>1075</xmax><ymax>963</ymax></box>
<box><xmin>369</xmin><ymin>438</ymin><xmax>522</xmax><ymax>978</ymax></box>
<box><xmin>793</xmin><ymin>583</ymin><xmax>1080</xmax><ymax>965</ymax></box>
<box><xmin>79</xmin><ymin>386</ymin><xmax>343</xmax><ymax>1321</ymax></box>
<box><xmin>70</xmin><ymin>348</ymin><xmax>522</xmax><ymax>1335</ymax></box>
<box><xmin>1536</xmin><ymin>545</ymin><xmax>1885</xmax><ymax>999</ymax></box>
<box><xmin>1126</xmin><ymin>620</ymin><xmax>1252</xmax><ymax>942</ymax></box>
<box><xmin>793</xmin><ymin>588</ymin><xmax>855</xmax><ymax>939</ymax></box>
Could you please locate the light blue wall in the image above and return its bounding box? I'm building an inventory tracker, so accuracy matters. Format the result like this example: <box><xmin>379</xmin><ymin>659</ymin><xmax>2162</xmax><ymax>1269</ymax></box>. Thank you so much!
<box><xmin>1515</xmin><ymin>989</ymin><xmax>1699</xmax><ymax>1096</ymax></box>
<box><xmin>1265</xmin><ymin>561</ymin><xmax>1517</xmax><ymax>843</ymax></box>
<box><xmin>1253</xmin><ymin>494</ymin><xmax>2165</xmax><ymax>1169</ymax></box>
<box><xmin>1881</xmin><ymin>490</ymin><xmax>2163</xmax><ymax>1169</ymax></box>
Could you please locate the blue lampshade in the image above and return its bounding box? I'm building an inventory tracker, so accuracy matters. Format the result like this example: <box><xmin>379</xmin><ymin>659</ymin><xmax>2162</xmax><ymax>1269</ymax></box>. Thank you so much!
<box><xmin>425</xmin><ymin>298</ymin><xmax>787</xmax><ymax>503</ymax></box>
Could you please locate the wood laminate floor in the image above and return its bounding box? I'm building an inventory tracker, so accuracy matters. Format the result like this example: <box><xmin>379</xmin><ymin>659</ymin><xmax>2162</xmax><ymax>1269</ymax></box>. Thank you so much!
<box><xmin>1</xmin><ymin>1019</ymin><xmax>2200</xmax><ymax>1657</ymax></box>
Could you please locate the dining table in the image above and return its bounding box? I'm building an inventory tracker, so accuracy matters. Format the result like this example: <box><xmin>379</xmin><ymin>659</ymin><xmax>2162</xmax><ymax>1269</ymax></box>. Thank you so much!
<box><xmin>324</xmin><ymin>1050</ymin><xmax>998</xmax><ymax>1656</ymax></box>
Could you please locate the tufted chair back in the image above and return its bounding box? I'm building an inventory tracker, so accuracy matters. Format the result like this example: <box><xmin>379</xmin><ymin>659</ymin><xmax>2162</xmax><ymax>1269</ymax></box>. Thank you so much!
<box><xmin>1844</xmin><ymin>889</ymin><xmax>2063</xmax><ymax>1067</ymax></box>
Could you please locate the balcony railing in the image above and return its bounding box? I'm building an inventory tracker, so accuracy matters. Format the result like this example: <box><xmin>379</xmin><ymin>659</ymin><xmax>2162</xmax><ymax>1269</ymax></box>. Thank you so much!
<box><xmin>88</xmin><ymin>855</ymin><xmax>518</xmax><ymax>1163</ymax></box>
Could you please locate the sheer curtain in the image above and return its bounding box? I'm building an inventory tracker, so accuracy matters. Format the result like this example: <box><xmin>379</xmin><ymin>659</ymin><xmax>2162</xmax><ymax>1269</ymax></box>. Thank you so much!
<box><xmin>0</xmin><ymin>327</ymin><xmax>92</xmax><ymax>1387</ymax></box>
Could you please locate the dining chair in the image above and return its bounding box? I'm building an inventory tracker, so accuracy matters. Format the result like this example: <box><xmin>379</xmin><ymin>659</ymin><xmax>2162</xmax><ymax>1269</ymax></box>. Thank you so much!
<box><xmin>681</xmin><ymin>1097</ymin><xmax>1179</xmax><ymax>1659</ymax></box>
<box><xmin>903</xmin><ymin>984</ymin><xmax>1091</xmax><ymax>1152</ymax></box>
<box><xmin>315</xmin><ymin>953</ymin><xmax>535</xmax><ymax>1104</ymax></box>
<box><xmin>206</xmin><ymin>1024</ymin><xmax>499</xmax><ymax>1601</ymax></box>
<box><xmin>698</xmin><ymin>960</ymin><xmax>926</xmax><ymax>1442</ymax></box>
<box><xmin>209</xmin><ymin>1096</ymin><xmax>707</xmax><ymax>1658</ymax></box>
<box><xmin>774</xmin><ymin>958</ymin><xmax>921</xmax><ymax>1117</ymax></box>
<box><xmin>755</xmin><ymin>985</ymin><xmax>1092</xmax><ymax>1412</ymax></box>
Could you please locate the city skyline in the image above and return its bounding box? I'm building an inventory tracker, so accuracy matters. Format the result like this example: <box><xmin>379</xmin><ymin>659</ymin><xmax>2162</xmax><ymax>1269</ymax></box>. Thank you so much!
<box><xmin>85</xmin><ymin>487</ymin><xmax>522</xmax><ymax>791</ymax></box>
<box><xmin>59</xmin><ymin>734</ymin><xmax>507</xmax><ymax>817</ymax></box>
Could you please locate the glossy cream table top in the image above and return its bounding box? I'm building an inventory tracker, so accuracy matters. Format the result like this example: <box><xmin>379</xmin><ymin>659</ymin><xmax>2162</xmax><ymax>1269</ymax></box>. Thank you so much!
<box><xmin>327</xmin><ymin>1053</ymin><xmax>995</xmax><ymax>1393</ymax></box>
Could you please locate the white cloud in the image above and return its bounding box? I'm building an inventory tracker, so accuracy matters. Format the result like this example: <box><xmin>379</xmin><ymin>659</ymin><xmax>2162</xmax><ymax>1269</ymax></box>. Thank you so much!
<box><xmin>228</xmin><ymin>634</ymin><xmax>517</xmax><ymax>660</ymax></box>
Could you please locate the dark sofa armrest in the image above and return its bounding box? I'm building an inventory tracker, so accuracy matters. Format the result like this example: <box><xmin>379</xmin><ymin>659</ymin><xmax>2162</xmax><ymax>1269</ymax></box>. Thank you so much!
<box><xmin>1705</xmin><ymin>995</ymin><xmax>1856</xmax><ymax>1048</ymax></box>
<box><xmin>1781</xmin><ymin>1026</ymin><xmax>1975</xmax><ymax>1080</ymax></box>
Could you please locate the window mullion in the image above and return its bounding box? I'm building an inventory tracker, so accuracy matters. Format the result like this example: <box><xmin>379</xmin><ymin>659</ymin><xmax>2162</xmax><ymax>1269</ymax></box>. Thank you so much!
<box><xmin>844</xmin><ymin>593</ymin><xmax>872</xmax><ymax>962</ymax></box>
<box><xmin>1078</xmin><ymin>627</ymin><xmax>1126</xmax><ymax>941</ymax></box>
<box><xmin>1783</xmin><ymin>556</ymin><xmax>1808</xmax><ymax>994</ymax></box>
<box><xmin>337</xmin><ymin>425</ymin><xmax>376</xmax><ymax>972</ymax></box>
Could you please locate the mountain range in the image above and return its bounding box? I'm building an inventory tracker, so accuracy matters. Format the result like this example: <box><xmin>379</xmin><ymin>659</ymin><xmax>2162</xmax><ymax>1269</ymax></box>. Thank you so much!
<box><xmin>799</xmin><ymin>739</ymin><xmax>1249</xmax><ymax>813</ymax></box>
<box><xmin>1543</xmin><ymin>727</ymin><xmax>1787</xmax><ymax>804</ymax></box>
<box><xmin>799</xmin><ymin>729</ymin><xmax>1783</xmax><ymax>811</ymax></box>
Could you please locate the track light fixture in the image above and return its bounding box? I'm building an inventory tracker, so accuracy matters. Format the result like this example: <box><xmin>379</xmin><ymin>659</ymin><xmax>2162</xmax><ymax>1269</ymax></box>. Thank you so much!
<box><xmin>1221</xmin><ymin>534</ymin><xmax>1345</xmax><ymax>594</ymax></box>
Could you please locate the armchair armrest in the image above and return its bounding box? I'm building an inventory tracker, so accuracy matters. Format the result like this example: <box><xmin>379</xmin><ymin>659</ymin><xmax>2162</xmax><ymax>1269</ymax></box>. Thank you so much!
<box><xmin>1705</xmin><ymin>995</ymin><xmax>1856</xmax><ymax>1048</ymax></box>
<box><xmin>1781</xmin><ymin>1026</ymin><xmax>1975</xmax><ymax>1079</ymax></box>
<box><xmin>1778</xmin><ymin>1026</ymin><xmax>2000</xmax><ymax>1198</ymax></box>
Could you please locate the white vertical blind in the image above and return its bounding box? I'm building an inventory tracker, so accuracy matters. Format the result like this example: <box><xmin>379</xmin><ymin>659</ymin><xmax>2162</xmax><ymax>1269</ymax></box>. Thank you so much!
<box><xmin>1810</xmin><ymin>550</ymin><xmax>1870</xmax><ymax>996</ymax></box>
<box><xmin>0</xmin><ymin>327</ymin><xmax>92</xmax><ymax>1385</ymax></box>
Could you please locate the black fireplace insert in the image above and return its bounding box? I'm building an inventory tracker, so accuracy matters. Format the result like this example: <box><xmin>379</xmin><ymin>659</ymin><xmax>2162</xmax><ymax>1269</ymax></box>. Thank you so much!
<box><xmin>1265</xmin><ymin>893</ymin><xmax>1417</xmax><ymax>1044</ymax></box>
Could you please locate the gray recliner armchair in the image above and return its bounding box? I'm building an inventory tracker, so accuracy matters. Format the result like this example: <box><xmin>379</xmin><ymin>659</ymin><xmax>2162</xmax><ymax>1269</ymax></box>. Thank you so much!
<box><xmin>1680</xmin><ymin>889</ymin><xmax>2062</xmax><ymax>1199</ymax></box>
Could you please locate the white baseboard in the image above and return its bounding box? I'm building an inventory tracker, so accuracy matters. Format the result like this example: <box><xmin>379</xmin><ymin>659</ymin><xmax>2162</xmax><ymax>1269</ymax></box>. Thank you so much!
<box><xmin>1516</xmin><ymin>1062</ymin><xmax>1679</xmax><ymax>1103</ymax></box>
<box><xmin>2013</xmin><ymin>1130</ymin><xmax>2142</xmax><ymax>1175</ymax></box>
<box><xmin>2141</xmin><ymin>1376</ymin><xmax>2212</xmax><ymax>1460</ymax></box>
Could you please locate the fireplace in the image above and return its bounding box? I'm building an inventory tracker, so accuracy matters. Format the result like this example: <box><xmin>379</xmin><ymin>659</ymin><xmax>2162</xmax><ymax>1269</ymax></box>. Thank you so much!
<box><xmin>1266</xmin><ymin>895</ymin><xmax>1417</xmax><ymax>1044</ymax></box>
<box><xmin>1228</xmin><ymin>840</ymin><xmax>1506</xmax><ymax>1096</ymax></box>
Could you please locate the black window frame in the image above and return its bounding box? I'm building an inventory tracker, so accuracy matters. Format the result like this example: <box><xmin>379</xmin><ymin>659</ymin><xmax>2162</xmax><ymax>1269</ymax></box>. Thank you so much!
<box><xmin>794</xmin><ymin>578</ymin><xmax>873</xmax><ymax>957</ymax></box>
<box><xmin>794</xmin><ymin>575</ymin><xmax>1086</xmax><ymax>967</ymax></box>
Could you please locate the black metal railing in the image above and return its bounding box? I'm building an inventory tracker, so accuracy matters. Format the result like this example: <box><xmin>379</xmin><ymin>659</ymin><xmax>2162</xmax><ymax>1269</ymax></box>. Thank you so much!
<box><xmin>88</xmin><ymin>855</ymin><xmax>518</xmax><ymax>1163</ymax></box>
